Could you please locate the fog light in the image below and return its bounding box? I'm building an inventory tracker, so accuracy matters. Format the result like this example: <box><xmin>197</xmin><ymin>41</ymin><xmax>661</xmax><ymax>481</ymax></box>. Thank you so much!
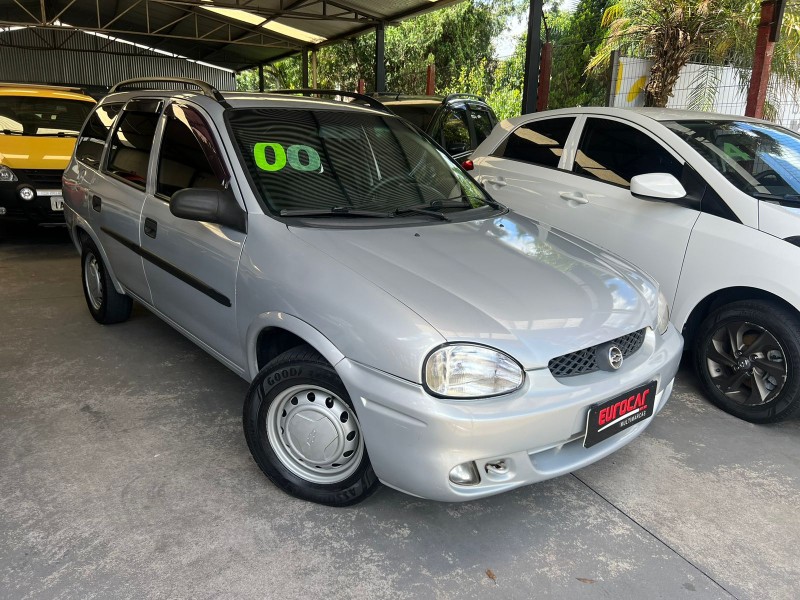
<box><xmin>449</xmin><ymin>461</ymin><xmax>480</xmax><ymax>486</ymax></box>
<box><xmin>19</xmin><ymin>187</ymin><xmax>35</xmax><ymax>201</ymax></box>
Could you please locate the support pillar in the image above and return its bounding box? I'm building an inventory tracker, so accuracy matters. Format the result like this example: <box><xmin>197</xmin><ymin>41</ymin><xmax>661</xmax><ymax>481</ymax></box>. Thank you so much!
<box><xmin>258</xmin><ymin>64</ymin><xmax>264</xmax><ymax>92</ymax></box>
<box><xmin>311</xmin><ymin>50</ymin><xmax>318</xmax><ymax>88</ymax></box>
<box><xmin>426</xmin><ymin>64</ymin><xmax>436</xmax><ymax>95</ymax></box>
<box><xmin>521</xmin><ymin>0</ymin><xmax>543</xmax><ymax>114</ymax></box>
<box><xmin>745</xmin><ymin>0</ymin><xmax>785</xmax><ymax>118</ymax></box>
<box><xmin>375</xmin><ymin>22</ymin><xmax>386</xmax><ymax>93</ymax></box>
<box><xmin>301</xmin><ymin>49</ymin><xmax>309</xmax><ymax>88</ymax></box>
<box><xmin>536</xmin><ymin>41</ymin><xmax>552</xmax><ymax>111</ymax></box>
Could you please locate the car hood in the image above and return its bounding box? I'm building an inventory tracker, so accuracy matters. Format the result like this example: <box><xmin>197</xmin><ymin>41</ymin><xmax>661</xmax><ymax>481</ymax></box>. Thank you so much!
<box><xmin>0</xmin><ymin>136</ymin><xmax>76</xmax><ymax>170</ymax></box>
<box><xmin>290</xmin><ymin>212</ymin><xmax>657</xmax><ymax>369</ymax></box>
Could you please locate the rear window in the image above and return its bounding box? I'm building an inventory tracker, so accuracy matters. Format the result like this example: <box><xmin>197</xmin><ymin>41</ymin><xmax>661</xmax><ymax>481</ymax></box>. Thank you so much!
<box><xmin>76</xmin><ymin>103</ymin><xmax>123</xmax><ymax>166</ymax></box>
<box><xmin>492</xmin><ymin>117</ymin><xmax>575</xmax><ymax>169</ymax></box>
<box><xmin>228</xmin><ymin>108</ymin><xmax>491</xmax><ymax>218</ymax></box>
<box><xmin>385</xmin><ymin>103</ymin><xmax>438</xmax><ymax>130</ymax></box>
<box><xmin>0</xmin><ymin>96</ymin><xmax>93</xmax><ymax>136</ymax></box>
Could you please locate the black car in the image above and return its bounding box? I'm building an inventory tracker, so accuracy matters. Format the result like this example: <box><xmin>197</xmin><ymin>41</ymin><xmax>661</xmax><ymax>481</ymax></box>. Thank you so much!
<box><xmin>375</xmin><ymin>93</ymin><xmax>498</xmax><ymax>161</ymax></box>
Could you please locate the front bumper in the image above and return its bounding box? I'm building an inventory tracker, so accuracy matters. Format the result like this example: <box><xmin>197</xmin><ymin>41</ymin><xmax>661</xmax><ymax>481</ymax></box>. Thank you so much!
<box><xmin>337</xmin><ymin>326</ymin><xmax>683</xmax><ymax>502</ymax></box>
<box><xmin>0</xmin><ymin>173</ymin><xmax>65</xmax><ymax>225</ymax></box>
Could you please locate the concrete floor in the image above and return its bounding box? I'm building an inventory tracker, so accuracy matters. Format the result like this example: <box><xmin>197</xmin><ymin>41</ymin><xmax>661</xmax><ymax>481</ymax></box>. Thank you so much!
<box><xmin>1</xmin><ymin>227</ymin><xmax>799</xmax><ymax>600</ymax></box>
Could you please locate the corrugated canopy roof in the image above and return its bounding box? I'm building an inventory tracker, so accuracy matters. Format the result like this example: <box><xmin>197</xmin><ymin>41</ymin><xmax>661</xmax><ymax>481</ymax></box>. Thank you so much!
<box><xmin>0</xmin><ymin>0</ymin><xmax>464</xmax><ymax>71</ymax></box>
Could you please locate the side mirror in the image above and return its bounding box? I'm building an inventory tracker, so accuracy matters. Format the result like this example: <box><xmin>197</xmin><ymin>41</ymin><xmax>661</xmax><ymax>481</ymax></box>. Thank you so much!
<box><xmin>630</xmin><ymin>173</ymin><xmax>687</xmax><ymax>200</ymax></box>
<box><xmin>170</xmin><ymin>188</ymin><xmax>247</xmax><ymax>234</ymax></box>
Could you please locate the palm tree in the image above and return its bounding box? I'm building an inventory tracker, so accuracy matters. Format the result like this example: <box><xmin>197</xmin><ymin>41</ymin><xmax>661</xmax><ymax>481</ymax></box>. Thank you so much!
<box><xmin>588</xmin><ymin>0</ymin><xmax>800</xmax><ymax>109</ymax></box>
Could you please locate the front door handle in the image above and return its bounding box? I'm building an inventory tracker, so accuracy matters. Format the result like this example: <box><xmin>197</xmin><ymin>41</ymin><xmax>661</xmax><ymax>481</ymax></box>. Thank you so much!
<box><xmin>485</xmin><ymin>176</ymin><xmax>507</xmax><ymax>188</ymax></box>
<box><xmin>144</xmin><ymin>217</ymin><xmax>157</xmax><ymax>239</ymax></box>
<box><xmin>559</xmin><ymin>191</ymin><xmax>589</xmax><ymax>205</ymax></box>
<box><xmin>91</xmin><ymin>195</ymin><xmax>102</xmax><ymax>212</ymax></box>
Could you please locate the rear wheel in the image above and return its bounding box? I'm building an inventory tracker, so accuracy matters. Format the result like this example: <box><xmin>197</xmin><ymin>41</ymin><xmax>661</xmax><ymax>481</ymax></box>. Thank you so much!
<box><xmin>81</xmin><ymin>239</ymin><xmax>132</xmax><ymax>324</ymax></box>
<box><xmin>243</xmin><ymin>345</ymin><xmax>379</xmax><ymax>506</ymax></box>
<box><xmin>693</xmin><ymin>300</ymin><xmax>800</xmax><ymax>423</ymax></box>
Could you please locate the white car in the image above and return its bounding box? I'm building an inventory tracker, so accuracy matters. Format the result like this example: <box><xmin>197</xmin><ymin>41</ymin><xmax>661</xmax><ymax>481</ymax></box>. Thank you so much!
<box><xmin>470</xmin><ymin>107</ymin><xmax>800</xmax><ymax>423</ymax></box>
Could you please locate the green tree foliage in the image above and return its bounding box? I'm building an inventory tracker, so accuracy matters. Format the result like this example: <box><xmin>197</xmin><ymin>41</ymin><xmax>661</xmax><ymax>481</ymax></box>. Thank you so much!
<box><xmin>589</xmin><ymin>0</ymin><xmax>800</xmax><ymax>108</ymax></box>
<box><xmin>547</xmin><ymin>0</ymin><xmax>608</xmax><ymax>108</ymax></box>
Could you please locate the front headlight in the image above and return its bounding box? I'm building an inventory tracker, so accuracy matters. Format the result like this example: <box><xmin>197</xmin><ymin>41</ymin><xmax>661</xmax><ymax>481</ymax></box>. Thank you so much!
<box><xmin>657</xmin><ymin>290</ymin><xmax>670</xmax><ymax>335</ymax></box>
<box><xmin>424</xmin><ymin>344</ymin><xmax>524</xmax><ymax>398</ymax></box>
<box><xmin>0</xmin><ymin>165</ymin><xmax>17</xmax><ymax>182</ymax></box>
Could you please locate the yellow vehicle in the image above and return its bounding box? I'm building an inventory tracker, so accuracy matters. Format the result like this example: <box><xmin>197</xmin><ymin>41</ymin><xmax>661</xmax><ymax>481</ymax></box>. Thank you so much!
<box><xmin>0</xmin><ymin>83</ymin><xmax>95</xmax><ymax>226</ymax></box>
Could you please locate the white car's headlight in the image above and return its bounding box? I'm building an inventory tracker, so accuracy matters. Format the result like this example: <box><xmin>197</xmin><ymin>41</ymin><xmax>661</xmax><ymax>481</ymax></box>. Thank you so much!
<box><xmin>424</xmin><ymin>344</ymin><xmax>524</xmax><ymax>398</ymax></box>
<box><xmin>0</xmin><ymin>165</ymin><xmax>17</xmax><ymax>182</ymax></box>
<box><xmin>657</xmin><ymin>290</ymin><xmax>670</xmax><ymax>335</ymax></box>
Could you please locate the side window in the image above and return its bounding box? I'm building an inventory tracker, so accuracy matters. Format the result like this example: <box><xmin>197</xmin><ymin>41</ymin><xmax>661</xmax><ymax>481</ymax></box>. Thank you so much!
<box><xmin>157</xmin><ymin>104</ymin><xmax>228</xmax><ymax>198</ymax></box>
<box><xmin>440</xmin><ymin>106</ymin><xmax>471</xmax><ymax>155</ymax></box>
<box><xmin>469</xmin><ymin>106</ymin><xmax>495</xmax><ymax>145</ymax></box>
<box><xmin>105</xmin><ymin>102</ymin><xmax>161</xmax><ymax>189</ymax></box>
<box><xmin>75</xmin><ymin>103</ymin><xmax>123</xmax><ymax>167</ymax></box>
<box><xmin>492</xmin><ymin>117</ymin><xmax>575</xmax><ymax>169</ymax></box>
<box><xmin>574</xmin><ymin>118</ymin><xmax>683</xmax><ymax>187</ymax></box>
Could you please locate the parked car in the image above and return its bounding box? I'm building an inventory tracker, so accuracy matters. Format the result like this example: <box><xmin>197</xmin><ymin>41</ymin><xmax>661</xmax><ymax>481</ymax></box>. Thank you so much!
<box><xmin>375</xmin><ymin>93</ymin><xmax>497</xmax><ymax>160</ymax></box>
<box><xmin>0</xmin><ymin>83</ymin><xmax>95</xmax><ymax>227</ymax></box>
<box><xmin>470</xmin><ymin>107</ymin><xmax>800</xmax><ymax>423</ymax></box>
<box><xmin>63</xmin><ymin>80</ymin><xmax>682</xmax><ymax>506</ymax></box>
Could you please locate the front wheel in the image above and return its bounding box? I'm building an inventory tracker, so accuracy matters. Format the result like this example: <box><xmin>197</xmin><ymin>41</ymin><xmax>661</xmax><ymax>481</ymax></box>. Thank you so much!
<box><xmin>693</xmin><ymin>300</ymin><xmax>800</xmax><ymax>423</ymax></box>
<box><xmin>243</xmin><ymin>345</ymin><xmax>379</xmax><ymax>506</ymax></box>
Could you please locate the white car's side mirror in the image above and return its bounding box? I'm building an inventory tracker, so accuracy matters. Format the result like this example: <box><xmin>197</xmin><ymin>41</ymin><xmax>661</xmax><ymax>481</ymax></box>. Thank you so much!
<box><xmin>630</xmin><ymin>173</ymin><xmax>687</xmax><ymax>200</ymax></box>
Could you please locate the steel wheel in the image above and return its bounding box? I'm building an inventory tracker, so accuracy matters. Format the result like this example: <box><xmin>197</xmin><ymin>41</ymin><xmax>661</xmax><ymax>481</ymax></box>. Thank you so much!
<box><xmin>83</xmin><ymin>251</ymin><xmax>104</xmax><ymax>311</ymax></box>
<box><xmin>265</xmin><ymin>384</ymin><xmax>364</xmax><ymax>485</ymax></box>
<box><xmin>705</xmin><ymin>320</ymin><xmax>788</xmax><ymax>406</ymax></box>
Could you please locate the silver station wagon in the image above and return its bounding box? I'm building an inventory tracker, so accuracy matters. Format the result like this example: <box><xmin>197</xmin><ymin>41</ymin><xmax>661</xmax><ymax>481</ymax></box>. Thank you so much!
<box><xmin>63</xmin><ymin>78</ymin><xmax>682</xmax><ymax>506</ymax></box>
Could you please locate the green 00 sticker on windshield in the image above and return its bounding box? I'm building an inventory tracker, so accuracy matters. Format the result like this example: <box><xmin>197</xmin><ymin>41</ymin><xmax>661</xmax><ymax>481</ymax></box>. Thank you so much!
<box><xmin>254</xmin><ymin>142</ymin><xmax>286</xmax><ymax>171</ymax></box>
<box><xmin>254</xmin><ymin>142</ymin><xmax>321</xmax><ymax>172</ymax></box>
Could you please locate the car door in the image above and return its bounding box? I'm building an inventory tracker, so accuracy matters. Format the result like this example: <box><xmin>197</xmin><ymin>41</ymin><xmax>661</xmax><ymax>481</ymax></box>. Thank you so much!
<box><xmin>139</xmin><ymin>101</ymin><xmax>246</xmax><ymax>368</ymax></box>
<box><xmin>95</xmin><ymin>99</ymin><xmax>163</xmax><ymax>304</ymax></box>
<box><xmin>472</xmin><ymin>115</ymin><xmax>578</xmax><ymax>228</ymax></box>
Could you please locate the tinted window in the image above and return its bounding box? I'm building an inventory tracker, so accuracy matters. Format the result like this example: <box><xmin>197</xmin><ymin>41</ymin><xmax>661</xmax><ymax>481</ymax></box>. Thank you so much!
<box><xmin>493</xmin><ymin>117</ymin><xmax>574</xmax><ymax>168</ymax></box>
<box><xmin>574</xmin><ymin>118</ymin><xmax>682</xmax><ymax>187</ymax></box>
<box><xmin>0</xmin><ymin>96</ymin><xmax>93</xmax><ymax>136</ymax></box>
<box><xmin>440</xmin><ymin>106</ymin><xmax>471</xmax><ymax>154</ymax></box>
<box><xmin>75</xmin><ymin>103</ymin><xmax>122</xmax><ymax>166</ymax></box>
<box><xmin>228</xmin><ymin>108</ymin><xmax>490</xmax><ymax>217</ymax></box>
<box><xmin>386</xmin><ymin>103</ymin><xmax>438</xmax><ymax>130</ymax></box>
<box><xmin>470</xmin><ymin>106</ymin><xmax>495</xmax><ymax>145</ymax></box>
<box><xmin>106</xmin><ymin>108</ymin><xmax>160</xmax><ymax>188</ymax></box>
<box><xmin>157</xmin><ymin>104</ymin><xmax>226</xmax><ymax>198</ymax></box>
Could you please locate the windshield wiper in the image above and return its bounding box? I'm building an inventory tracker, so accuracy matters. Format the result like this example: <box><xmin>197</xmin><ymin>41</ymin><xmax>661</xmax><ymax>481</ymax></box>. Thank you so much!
<box><xmin>752</xmin><ymin>192</ymin><xmax>800</xmax><ymax>204</ymax></box>
<box><xmin>394</xmin><ymin>205</ymin><xmax>451</xmax><ymax>221</ymax></box>
<box><xmin>280</xmin><ymin>207</ymin><xmax>394</xmax><ymax>218</ymax></box>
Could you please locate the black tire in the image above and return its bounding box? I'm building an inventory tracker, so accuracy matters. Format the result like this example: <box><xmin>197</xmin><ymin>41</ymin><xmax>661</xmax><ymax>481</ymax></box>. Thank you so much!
<box><xmin>80</xmin><ymin>238</ymin><xmax>132</xmax><ymax>325</ymax></box>
<box><xmin>693</xmin><ymin>300</ymin><xmax>800</xmax><ymax>423</ymax></box>
<box><xmin>243</xmin><ymin>344</ymin><xmax>379</xmax><ymax>506</ymax></box>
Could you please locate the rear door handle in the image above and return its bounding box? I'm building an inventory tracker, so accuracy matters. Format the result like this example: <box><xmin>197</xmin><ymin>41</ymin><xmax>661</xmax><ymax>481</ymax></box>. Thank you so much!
<box><xmin>91</xmin><ymin>195</ymin><xmax>102</xmax><ymax>212</ymax></box>
<box><xmin>485</xmin><ymin>176</ymin><xmax>507</xmax><ymax>188</ymax></box>
<box><xmin>144</xmin><ymin>217</ymin><xmax>157</xmax><ymax>239</ymax></box>
<box><xmin>559</xmin><ymin>191</ymin><xmax>588</xmax><ymax>205</ymax></box>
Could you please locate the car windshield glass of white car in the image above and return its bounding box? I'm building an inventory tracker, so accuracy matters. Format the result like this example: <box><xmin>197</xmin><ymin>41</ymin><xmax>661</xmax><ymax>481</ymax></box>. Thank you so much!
<box><xmin>0</xmin><ymin>97</ymin><xmax>93</xmax><ymax>136</ymax></box>
<box><xmin>664</xmin><ymin>120</ymin><xmax>800</xmax><ymax>202</ymax></box>
<box><xmin>228</xmin><ymin>108</ymin><xmax>494</xmax><ymax>219</ymax></box>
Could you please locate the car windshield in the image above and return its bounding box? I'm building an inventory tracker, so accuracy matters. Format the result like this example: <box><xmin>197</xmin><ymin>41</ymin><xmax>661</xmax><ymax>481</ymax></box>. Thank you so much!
<box><xmin>664</xmin><ymin>119</ymin><xmax>800</xmax><ymax>201</ymax></box>
<box><xmin>228</xmin><ymin>107</ymin><xmax>494</xmax><ymax>219</ymax></box>
<box><xmin>0</xmin><ymin>96</ymin><xmax>93</xmax><ymax>136</ymax></box>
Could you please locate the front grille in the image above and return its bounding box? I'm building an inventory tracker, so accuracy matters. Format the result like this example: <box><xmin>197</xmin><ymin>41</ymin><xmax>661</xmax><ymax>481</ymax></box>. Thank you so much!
<box><xmin>548</xmin><ymin>328</ymin><xmax>646</xmax><ymax>378</ymax></box>
<box><xmin>17</xmin><ymin>169</ymin><xmax>63</xmax><ymax>189</ymax></box>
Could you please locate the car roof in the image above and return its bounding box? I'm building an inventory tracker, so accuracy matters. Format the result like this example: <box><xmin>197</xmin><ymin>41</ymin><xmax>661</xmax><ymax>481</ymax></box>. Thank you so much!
<box><xmin>99</xmin><ymin>88</ymin><xmax>393</xmax><ymax>116</ymax></box>
<box><xmin>0</xmin><ymin>82</ymin><xmax>95</xmax><ymax>103</ymax></box>
<box><xmin>508</xmin><ymin>106</ymin><xmax>765</xmax><ymax>125</ymax></box>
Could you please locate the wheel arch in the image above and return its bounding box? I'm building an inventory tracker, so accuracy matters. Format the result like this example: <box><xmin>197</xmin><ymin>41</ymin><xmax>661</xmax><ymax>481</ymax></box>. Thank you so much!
<box><xmin>682</xmin><ymin>286</ymin><xmax>800</xmax><ymax>343</ymax></box>
<box><xmin>246</xmin><ymin>312</ymin><xmax>345</xmax><ymax>381</ymax></box>
<box><xmin>73</xmin><ymin>220</ymin><xmax>126</xmax><ymax>295</ymax></box>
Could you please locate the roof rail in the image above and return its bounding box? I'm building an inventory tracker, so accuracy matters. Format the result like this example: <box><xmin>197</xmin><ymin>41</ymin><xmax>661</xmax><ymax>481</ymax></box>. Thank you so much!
<box><xmin>108</xmin><ymin>77</ymin><xmax>226</xmax><ymax>103</ymax></box>
<box><xmin>269</xmin><ymin>89</ymin><xmax>390</xmax><ymax>113</ymax></box>
<box><xmin>444</xmin><ymin>93</ymin><xmax>486</xmax><ymax>103</ymax></box>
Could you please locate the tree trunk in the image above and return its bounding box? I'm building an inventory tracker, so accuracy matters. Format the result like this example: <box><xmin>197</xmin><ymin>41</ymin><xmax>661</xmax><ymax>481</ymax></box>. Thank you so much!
<box><xmin>644</xmin><ymin>28</ymin><xmax>695</xmax><ymax>107</ymax></box>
